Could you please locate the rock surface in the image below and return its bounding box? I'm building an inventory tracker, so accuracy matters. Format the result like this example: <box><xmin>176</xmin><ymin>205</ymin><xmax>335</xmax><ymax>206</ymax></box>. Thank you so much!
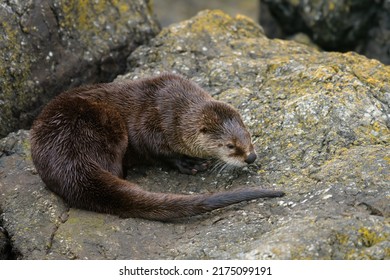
<box><xmin>260</xmin><ymin>0</ymin><xmax>390</xmax><ymax>64</ymax></box>
<box><xmin>0</xmin><ymin>0</ymin><xmax>160</xmax><ymax>137</ymax></box>
<box><xmin>0</xmin><ymin>10</ymin><xmax>389</xmax><ymax>259</ymax></box>
<box><xmin>154</xmin><ymin>0</ymin><xmax>258</xmax><ymax>27</ymax></box>
<box><xmin>0</xmin><ymin>225</ymin><xmax>11</xmax><ymax>259</ymax></box>
<box><xmin>362</xmin><ymin>0</ymin><xmax>390</xmax><ymax>65</ymax></box>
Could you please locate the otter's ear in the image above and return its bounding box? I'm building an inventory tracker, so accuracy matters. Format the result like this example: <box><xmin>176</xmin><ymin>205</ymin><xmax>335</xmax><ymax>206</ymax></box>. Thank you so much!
<box><xmin>210</xmin><ymin>111</ymin><xmax>221</xmax><ymax>123</ymax></box>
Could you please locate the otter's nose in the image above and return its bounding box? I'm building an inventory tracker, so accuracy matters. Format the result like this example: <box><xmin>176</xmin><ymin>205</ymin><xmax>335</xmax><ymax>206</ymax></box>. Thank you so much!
<box><xmin>245</xmin><ymin>152</ymin><xmax>257</xmax><ymax>164</ymax></box>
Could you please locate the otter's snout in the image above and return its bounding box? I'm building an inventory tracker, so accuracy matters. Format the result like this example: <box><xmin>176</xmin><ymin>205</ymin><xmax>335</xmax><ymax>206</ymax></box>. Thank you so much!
<box><xmin>244</xmin><ymin>153</ymin><xmax>257</xmax><ymax>164</ymax></box>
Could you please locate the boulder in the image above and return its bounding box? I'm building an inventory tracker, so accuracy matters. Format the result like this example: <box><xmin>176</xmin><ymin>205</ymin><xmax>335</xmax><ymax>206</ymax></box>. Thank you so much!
<box><xmin>362</xmin><ymin>0</ymin><xmax>390</xmax><ymax>65</ymax></box>
<box><xmin>0</xmin><ymin>225</ymin><xmax>12</xmax><ymax>259</ymax></box>
<box><xmin>260</xmin><ymin>0</ymin><xmax>390</xmax><ymax>64</ymax></box>
<box><xmin>0</xmin><ymin>10</ymin><xmax>389</xmax><ymax>259</ymax></box>
<box><xmin>0</xmin><ymin>0</ymin><xmax>160</xmax><ymax>137</ymax></box>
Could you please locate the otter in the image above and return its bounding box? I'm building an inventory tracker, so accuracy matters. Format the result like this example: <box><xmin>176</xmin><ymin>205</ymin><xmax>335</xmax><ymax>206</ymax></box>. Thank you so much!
<box><xmin>30</xmin><ymin>73</ymin><xmax>284</xmax><ymax>221</ymax></box>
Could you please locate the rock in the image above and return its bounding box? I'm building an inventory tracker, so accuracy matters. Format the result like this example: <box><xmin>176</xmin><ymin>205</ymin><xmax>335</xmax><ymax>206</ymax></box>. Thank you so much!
<box><xmin>0</xmin><ymin>225</ymin><xmax>11</xmax><ymax>259</ymax></box>
<box><xmin>260</xmin><ymin>0</ymin><xmax>378</xmax><ymax>50</ymax></box>
<box><xmin>260</xmin><ymin>0</ymin><xmax>390</xmax><ymax>64</ymax></box>
<box><xmin>0</xmin><ymin>0</ymin><xmax>160</xmax><ymax>137</ymax></box>
<box><xmin>360</xmin><ymin>0</ymin><xmax>390</xmax><ymax>65</ymax></box>
<box><xmin>153</xmin><ymin>0</ymin><xmax>258</xmax><ymax>27</ymax></box>
<box><xmin>0</xmin><ymin>10</ymin><xmax>389</xmax><ymax>259</ymax></box>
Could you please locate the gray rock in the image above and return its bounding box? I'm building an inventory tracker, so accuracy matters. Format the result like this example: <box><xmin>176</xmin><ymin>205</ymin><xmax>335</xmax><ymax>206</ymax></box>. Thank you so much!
<box><xmin>360</xmin><ymin>0</ymin><xmax>390</xmax><ymax>65</ymax></box>
<box><xmin>0</xmin><ymin>10</ymin><xmax>389</xmax><ymax>259</ymax></box>
<box><xmin>153</xmin><ymin>0</ymin><xmax>258</xmax><ymax>27</ymax></box>
<box><xmin>261</xmin><ymin>0</ymin><xmax>378</xmax><ymax>49</ymax></box>
<box><xmin>260</xmin><ymin>0</ymin><xmax>390</xmax><ymax>64</ymax></box>
<box><xmin>0</xmin><ymin>0</ymin><xmax>160</xmax><ymax>137</ymax></box>
<box><xmin>0</xmin><ymin>225</ymin><xmax>11</xmax><ymax>259</ymax></box>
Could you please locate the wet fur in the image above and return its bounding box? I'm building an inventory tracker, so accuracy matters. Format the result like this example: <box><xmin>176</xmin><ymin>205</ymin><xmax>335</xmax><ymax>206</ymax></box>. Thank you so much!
<box><xmin>31</xmin><ymin>74</ymin><xmax>284</xmax><ymax>221</ymax></box>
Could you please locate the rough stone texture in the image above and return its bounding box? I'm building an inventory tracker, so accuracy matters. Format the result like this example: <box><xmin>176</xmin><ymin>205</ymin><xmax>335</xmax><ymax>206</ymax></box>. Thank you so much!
<box><xmin>153</xmin><ymin>0</ymin><xmax>258</xmax><ymax>27</ymax></box>
<box><xmin>0</xmin><ymin>0</ymin><xmax>160</xmax><ymax>137</ymax></box>
<box><xmin>0</xmin><ymin>10</ymin><xmax>389</xmax><ymax>260</ymax></box>
<box><xmin>260</xmin><ymin>0</ymin><xmax>390</xmax><ymax>64</ymax></box>
<box><xmin>0</xmin><ymin>226</ymin><xmax>11</xmax><ymax>259</ymax></box>
<box><xmin>360</xmin><ymin>0</ymin><xmax>390</xmax><ymax>65</ymax></box>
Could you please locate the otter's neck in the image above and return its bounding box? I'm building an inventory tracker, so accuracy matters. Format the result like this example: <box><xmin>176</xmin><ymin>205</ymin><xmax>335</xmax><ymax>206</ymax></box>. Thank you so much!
<box><xmin>174</xmin><ymin>100</ymin><xmax>214</xmax><ymax>158</ymax></box>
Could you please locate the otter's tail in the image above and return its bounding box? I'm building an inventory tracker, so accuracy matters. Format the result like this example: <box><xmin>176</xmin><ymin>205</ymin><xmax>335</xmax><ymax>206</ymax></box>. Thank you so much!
<box><xmin>71</xmin><ymin>170</ymin><xmax>284</xmax><ymax>221</ymax></box>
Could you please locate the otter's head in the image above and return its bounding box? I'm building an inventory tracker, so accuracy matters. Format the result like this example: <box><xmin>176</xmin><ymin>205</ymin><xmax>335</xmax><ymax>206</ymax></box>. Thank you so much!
<box><xmin>194</xmin><ymin>101</ymin><xmax>257</xmax><ymax>167</ymax></box>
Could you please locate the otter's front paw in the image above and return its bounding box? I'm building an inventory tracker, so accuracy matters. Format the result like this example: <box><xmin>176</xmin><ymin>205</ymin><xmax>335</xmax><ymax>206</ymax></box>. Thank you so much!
<box><xmin>173</xmin><ymin>156</ymin><xmax>210</xmax><ymax>175</ymax></box>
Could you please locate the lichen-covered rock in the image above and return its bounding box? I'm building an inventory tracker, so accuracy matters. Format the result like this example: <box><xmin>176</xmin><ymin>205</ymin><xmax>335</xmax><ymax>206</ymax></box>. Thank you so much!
<box><xmin>0</xmin><ymin>0</ymin><xmax>160</xmax><ymax>137</ymax></box>
<box><xmin>0</xmin><ymin>10</ymin><xmax>389</xmax><ymax>260</ymax></box>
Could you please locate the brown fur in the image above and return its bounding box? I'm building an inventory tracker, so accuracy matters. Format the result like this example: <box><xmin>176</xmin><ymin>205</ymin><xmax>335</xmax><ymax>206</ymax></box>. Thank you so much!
<box><xmin>31</xmin><ymin>74</ymin><xmax>284</xmax><ymax>221</ymax></box>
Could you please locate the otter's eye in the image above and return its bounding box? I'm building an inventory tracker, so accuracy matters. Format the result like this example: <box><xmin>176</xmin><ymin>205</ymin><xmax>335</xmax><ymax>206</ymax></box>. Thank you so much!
<box><xmin>226</xmin><ymin>143</ymin><xmax>235</xmax><ymax>149</ymax></box>
<box><xmin>200</xmin><ymin>127</ymin><xmax>208</xmax><ymax>133</ymax></box>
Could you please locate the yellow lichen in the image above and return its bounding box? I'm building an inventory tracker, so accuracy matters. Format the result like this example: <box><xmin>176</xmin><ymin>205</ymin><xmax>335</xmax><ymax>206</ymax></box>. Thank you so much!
<box><xmin>0</xmin><ymin>20</ymin><xmax>32</xmax><ymax>133</ymax></box>
<box><xmin>0</xmin><ymin>22</ymin><xmax>31</xmax><ymax>86</ymax></box>
<box><xmin>328</xmin><ymin>2</ymin><xmax>335</xmax><ymax>11</ymax></box>
<box><xmin>188</xmin><ymin>10</ymin><xmax>234</xmax><ymax>35</ymax></box>
<box><xmin>22</xmin><ymin>138</ymin><xmax>32</xmax><ymax>161</ymax></box>
<box><xmin>335</xmin><ymin>232</ymin><xmax>350</xmax><ymax>245</ymax></box>
<box><xmin>358</xmin><ymin>227</ymin><xmax>387</xmax><ymax>247</ymax></box>
<box><xmin>385</xmin><ymin>248</ymin><xmax>390</xmax><ymax>258</ymax></box>
<box><xmin>59</xmin><ymin>0</ymin><xmax>132</xmax><ymax>43</ymax></box>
